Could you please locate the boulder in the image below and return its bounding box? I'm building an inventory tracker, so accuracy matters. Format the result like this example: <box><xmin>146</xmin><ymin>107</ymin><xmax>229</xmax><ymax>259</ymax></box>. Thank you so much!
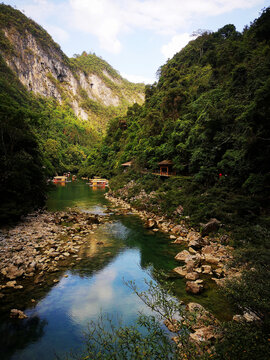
<box><xmin>189</xmin><ymin>325</ymin><xmax>218</xmax><ymax>343</ymax></box>
<box><xmin>145</xmin><ymin>218</ymin><xmax>157</xmax><ymax>229</ymax></box>
<box><xmin>10</xmin><ymin>309</ymin><xmax>28</xmax><ymax>319</ymax></box>
<box><xmin>1</xmin><ymin>265</ymin><xmax>24</xmax><ymax>279</ymax></box>
<box><xmin>204</xmin><ymin>254</ymin><xmax>220</xmax><ymax>265</ymax></box>
<box><xmin>164</xmin><ymin>319</ymin><xmax>180</xmax><ymax>333</ymax></box>
<box><xmin>175</xmin><ymin>250</ymin><xmax>193</xmax><ymax>262</ymax></box>
<box><xmin>185</xmin><ymin>272</ymin><xmax>199</xmax><ymax>281</ymax></box>
<box><xmin>202</xmin><ymin>265</ymin><xmax>212</xmax><ymax>274</ymax></box>
<box><xmin>171</xmin><ymin>225</ymin><xmax>183</xmax><ymax>235</ymax></box>
<box><xmin>186</xmin><ymin>281</ymin><xmax>203</xmax><ymax>294</ymax></box>
<box><xmin>201</xmin><ymin>218</ymin><xmax>221</xmax><ymax>236</ymax></box>
<box><xmin>173</xmin><ymin>266</ymin><xmax>187</xmax><ymax>277</ymax></box>
<box><xmin>187</xmin><ymin>232</ymin><xmax>203</xmax><ymax>249</ymax></box>
<box><xmin>186</xmin><ymin>260</ymin><xmax>196</xmax><ymax>272</ymax></box>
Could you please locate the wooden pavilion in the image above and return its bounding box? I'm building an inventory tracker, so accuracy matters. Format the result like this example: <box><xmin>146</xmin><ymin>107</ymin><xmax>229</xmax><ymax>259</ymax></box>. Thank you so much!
<box><xmin>155</xmin><ymin>160</ymin><xmax>175</xmax><ymax>177</ymax></box>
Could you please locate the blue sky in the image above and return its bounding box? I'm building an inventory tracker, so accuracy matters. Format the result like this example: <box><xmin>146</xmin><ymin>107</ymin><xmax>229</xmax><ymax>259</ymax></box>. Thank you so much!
<box><xmin>2</xmin><ymin>0</ymin><xmax>269</xmax><ymax>84</ymax></box>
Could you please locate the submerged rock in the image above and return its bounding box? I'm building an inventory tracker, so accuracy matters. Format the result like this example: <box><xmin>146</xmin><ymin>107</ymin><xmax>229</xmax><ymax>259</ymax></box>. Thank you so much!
<box><xmin>186</xmin><ymin>281</ymin><xmax>204</xmax><ymax>294</ymax></box>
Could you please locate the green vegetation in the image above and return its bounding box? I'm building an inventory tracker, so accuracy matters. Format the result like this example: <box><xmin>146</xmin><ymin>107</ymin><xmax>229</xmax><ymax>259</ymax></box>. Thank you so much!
<box><xmin>83</xmin><ymin>8</ymin><xmax>270</xmax><ymax>358</ymax></box>
<box><xmin>0</xmin><ymin>3</ymin><xmax>65</xmax><ymax>58</ymax></box>
<box><xmin>0</xmin><ymin>51</ymin><xmax>99</xmax><ymax>222</ymax></box>
<box><xmin>0</xmin><ymin>54</ymin><xmax>46</xmax><ymax>222</ymax></box>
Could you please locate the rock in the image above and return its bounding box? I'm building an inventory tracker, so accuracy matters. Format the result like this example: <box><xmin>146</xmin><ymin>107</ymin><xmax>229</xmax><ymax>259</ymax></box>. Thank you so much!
<box><xmin>213</xmin><ymin>268</ymin><xmax>224</xmax><ymax>277</ymax></box>
<box><xmin>10</xmin><ymin>309</ymin><xmax>28</xmax><ymax>319</ymax></box>
<box><xmin>164</xmin><ymin>319</ymin><xmax>180</xmax><ymax>333</ymax></box>
<box><xmin>189</xmin><ymin>325</ymin><xmax>218</xmax><ymax>343</ymax></box>
<box><xmin>186</xmin><ymin>260</ymin><xmax>196</xmax><ymax>272</ymax></box>
<box><xmin>172</xmin><ymin>236</ymin><xmax>186</xmax><ymax>244</ymax></box>
<box><xmin>188</xmin><ymin>247</ymin><xmax>197</xmax><ymax>254</ymax></box>
<box><xmin>211</xmin><ymin>277</ymin><xmax>225</xmax><ymax>286</ymax></box>
<box><xmin>202</xmin><ymin>265</ymin><xmax>212</xmax><ymax>274</ymax></box>
<box><xmin>175</xmin><ymin>250</ymin><xmax>194</xmax><ymax>262</ymax></box>
<box><xmin>233</xmin><ymin>315</ymin><xmax>243</xmax><ymax>322</ymax></box>
<box><xmin>185</xmin><ymin>272</ymin><xmax>199</xmax><ymax>281</ymax></box>
<box><xmin>171</xmin><ymin>225</ymin><xmax>183</xmax><ymax>235</ymax></box>
<box><xmin>204</xmin><ymin>254</ymin><xmax>220</xmax><ymax>265</ymax></box>
<box><xmin>186</xmin><ymin>281</ymin><xmax>203</xmax><ymax>294</ymax></box>
<box><xmin>6</xmin><ymin>280</ymin><xmax>17</xmax><ymax>288</ymax></box>
<box><xmin>145</xmin><ymin>219</ymin><xmax>156</xmax><ymax>229</ymax></box>
<box><xmin>201</xmin><ymin>218</ymin><xmax>221</xmax><ymax>236</ymax></box>
<box><xmin>243</xmin><ymin>311</ymin><xmax>261</xmax><ymax>322</ymax></box>
<box><xmin>187</xmin><ymin>231</ymin><xmax>203</xmax><ymax>250</ymax></box>
<box><xmin>173</xmin><ymin>266</ymin><xmax>187</xmax><ymax>277</ymax></box>
<box><xmin>186</xmin><ymin>302</ymin><xmax>205</xmax><ymax>313</ymax></box>
<box><xmin>1</xmin><ymin>265</ymin><xmax>24</xmax><ymax>279</ymax></box>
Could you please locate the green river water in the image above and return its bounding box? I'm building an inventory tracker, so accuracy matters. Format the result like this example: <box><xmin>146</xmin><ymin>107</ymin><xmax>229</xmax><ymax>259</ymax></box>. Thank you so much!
<box><xmin>0</xmin><ymin>181</ymin><xmax>232</xmax><ymax>359</ymax></box>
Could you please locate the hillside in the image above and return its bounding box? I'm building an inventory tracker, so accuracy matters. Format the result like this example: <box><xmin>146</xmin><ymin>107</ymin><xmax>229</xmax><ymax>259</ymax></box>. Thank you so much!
<box><xmin>87</xmin><ymin>9</ymin><xmax>270</xmax><ymax>358</ymax></box>
<box><xmin>0</xmin><ymin>4</ymin><xmax>144</xmax><ymax>132</ymax></box>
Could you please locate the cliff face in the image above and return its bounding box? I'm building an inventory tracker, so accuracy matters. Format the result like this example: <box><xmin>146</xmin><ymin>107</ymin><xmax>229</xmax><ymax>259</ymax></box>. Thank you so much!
<box><xmin>0</xmin><ymin>4</ymin><xmax>144</xmax><ymax>128</ymax></box>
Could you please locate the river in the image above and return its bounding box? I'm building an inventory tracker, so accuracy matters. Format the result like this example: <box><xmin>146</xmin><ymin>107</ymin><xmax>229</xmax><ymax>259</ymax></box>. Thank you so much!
<box><xmin>0</xmin><ymin>181</ymin><xmax>231</xmax><ymax>359</ymax></box>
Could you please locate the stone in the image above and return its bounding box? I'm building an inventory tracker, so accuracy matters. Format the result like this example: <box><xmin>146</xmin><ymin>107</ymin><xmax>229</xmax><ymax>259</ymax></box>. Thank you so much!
<box><xmin>201</xmin><ymin>218</ymin><xmax>221</xmax><ymax>236</ymax></box>
<box><xmin>185</xmin><ymin>272</ymin><xmax>199</xmax><ymax>281</ymax></box>
<box><xmin>233</xmin><ymin>315</ymin><xmax>243</xmax><ymax>322</ymax></box>
<box><xmin>145</xmin><ymin>219</ymin><xmax>156</xmax><ymax>229</ymax></box>
<box><xmin>6</xmin><ymin>280</ymin><xmax>17</xmax><ymax>288</ymax></box>
<box><xmin>1</xmin><ymin>265</ymin><xmax>24</xmax><ymax>279</ymax></box>
<box><xmin>243</xmin><ymin>311</ymin><xmax>261</xmax><ymax>322</ymax></box>
<box><xmin>188</xmin><ymin>247</ymin><xmax>197</xmax><ymax>254</ymax></box>
<box><xmin>186</xmin><ymin>281</ymin><xmax>203</xmax><ymax>294</ymax></box>
<box><xmin>10</xmin><ymin>309</ymin><xmax>28</xmax><ymax>319</ymax></box>
<box><xmin>186</xmin><ymin>302</ymin><xmax>205</xmax><ymax>313</ymax></box>
<box><xmin>204</xmin><ymin>254</ymin><xmax>220</xmax><ymax>265</ymax></box>
<box><xmin>213</xmin><ymin>268</ymin><xmax>224</xmax><ymax>277</ymax></box>
<box><xmin>189</xmin><ymin>326</ymin><xmax>218</xmax><ymax>343</ymax></box>
<box><xmin>187</xmin><ymin>232</ymin><xmax>206</xmax><ymax>250</ymax></box>
<box><xmin>175</xmin><ymin>250</ymin><xmax>192</xmax><ymax>262</ymax></box>
<box><xmin>173</xmin><ymin>266</ymin><xmax>187</xmax><ymax>277</ymax></box>
<box><xmin>202</xmin><ymin>265</ymin><xmax>212</xmax><ymax>274</ymax></box>
<box><xmin>164</xmin><ymin>319</ymin><xmax>180</xmax><ymax>332</ymax></box>
<box><xmin>171</xmin><ymin>225</ymin><xmax>183</xmax><ymax>235</ymax></box>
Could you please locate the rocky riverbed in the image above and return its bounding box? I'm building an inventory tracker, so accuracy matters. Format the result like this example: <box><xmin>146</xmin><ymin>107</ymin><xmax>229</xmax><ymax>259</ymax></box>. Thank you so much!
<box><xmin>0</xmin><ymin>209</ymin><xmax>109</xmax><ymax>299</ymax></box>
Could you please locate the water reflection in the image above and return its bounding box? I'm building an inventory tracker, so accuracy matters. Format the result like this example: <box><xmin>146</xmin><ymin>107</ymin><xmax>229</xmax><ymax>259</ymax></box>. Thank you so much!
<box><xmin>0</xmin><ymin>315</ymin><xmax>47</xmax><ymax>360</ymax></box>
<box><xmin>0</xmin><ymin>181</ymin><xmax>232</xmax><ymax>360</ymax></box>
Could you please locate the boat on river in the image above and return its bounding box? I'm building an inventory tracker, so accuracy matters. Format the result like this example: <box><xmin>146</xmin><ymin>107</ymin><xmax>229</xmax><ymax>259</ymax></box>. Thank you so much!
<box><xmin>53</xmin><ymin>176</ymin><xmax>67</xmax><ymax>183</ymax></box>
<box><xmin>89</xmin><ymin>177</ymin><xmax>109</xmax><ymax>187</ymax></box>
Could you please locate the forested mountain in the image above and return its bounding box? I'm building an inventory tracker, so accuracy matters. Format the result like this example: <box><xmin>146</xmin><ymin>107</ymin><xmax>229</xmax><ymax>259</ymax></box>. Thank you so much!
<box><xmin>0</xmin><ymin>4</ymin><xmax>144</xmax><ymax>132</ymax></box>
<box><xmin>0</xmin><ymin>3</ymin><xmax>144</xmax><ymax>222</ymax></box>
<box><xmin>94</xmin><ymin>7</ymin><xmax>270</xmax><ymax>229</ymax></box>
<box><xmin>88</xmin><ymin>9</ymin><xmax>270</xmax><ymax>357</ymax></box>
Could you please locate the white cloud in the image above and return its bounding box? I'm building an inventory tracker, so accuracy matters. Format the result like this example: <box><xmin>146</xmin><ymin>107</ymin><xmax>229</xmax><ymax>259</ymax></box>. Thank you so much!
<box><xmin>67</xmin><ymin>0</ymin><xmax>263</xmax><ymax>53</ymax></box>
<box><xmin>7</xmin><ymin>0</ymin><xmax>264</xmax><ymax>54</ymax></box>
<box><xmin>46</xmin><ymin>25</ymin><xmax>69</xmax><ymax>42</ymax></box>
<box><xmin>161</xmin><ymin>33</ymin><xmax>197</xmax><ymax>59</ymax></box>
<box><xmin>121</xmin><ymin>73</ymin><xmax>155</xmax><ymax>84</ymax></box>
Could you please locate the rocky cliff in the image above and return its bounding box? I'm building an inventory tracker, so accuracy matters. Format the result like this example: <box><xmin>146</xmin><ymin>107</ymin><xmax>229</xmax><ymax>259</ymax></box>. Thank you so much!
<box><xmin>0</xmin><ymin>4</ymin><xmax>144</xmax><ymax>131</ymax></box>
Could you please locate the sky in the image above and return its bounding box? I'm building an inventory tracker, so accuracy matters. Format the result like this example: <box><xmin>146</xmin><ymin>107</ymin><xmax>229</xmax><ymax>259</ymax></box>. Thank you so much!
<box><xmin>2</xmin><ymin>0</ymin><xmax>269</xmax><ymax>84</ymax></box>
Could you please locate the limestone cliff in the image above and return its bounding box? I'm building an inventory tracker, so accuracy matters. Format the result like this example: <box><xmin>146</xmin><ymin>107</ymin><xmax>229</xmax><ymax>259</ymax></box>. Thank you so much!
<box><xmin>0</xmin><ymin>4</ymin><xmax>144</xmax><ymax>130</ymax></box>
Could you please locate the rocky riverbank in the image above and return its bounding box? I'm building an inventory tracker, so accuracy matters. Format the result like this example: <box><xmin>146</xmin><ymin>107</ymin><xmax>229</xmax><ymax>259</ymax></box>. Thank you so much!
<box><xmin>105</xmin><ymin>193</ymin><xmax>240</xmax><ymax>294</ymax></box>
<box><xmin>0</xmin><ymin>209</ymin><xmax>109</xmax><ymax>296</ymax></box>
<box><xmin>105</xmin><ymin>192</ymin><xmax>249</xmax><ymax>346</ymax></box>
